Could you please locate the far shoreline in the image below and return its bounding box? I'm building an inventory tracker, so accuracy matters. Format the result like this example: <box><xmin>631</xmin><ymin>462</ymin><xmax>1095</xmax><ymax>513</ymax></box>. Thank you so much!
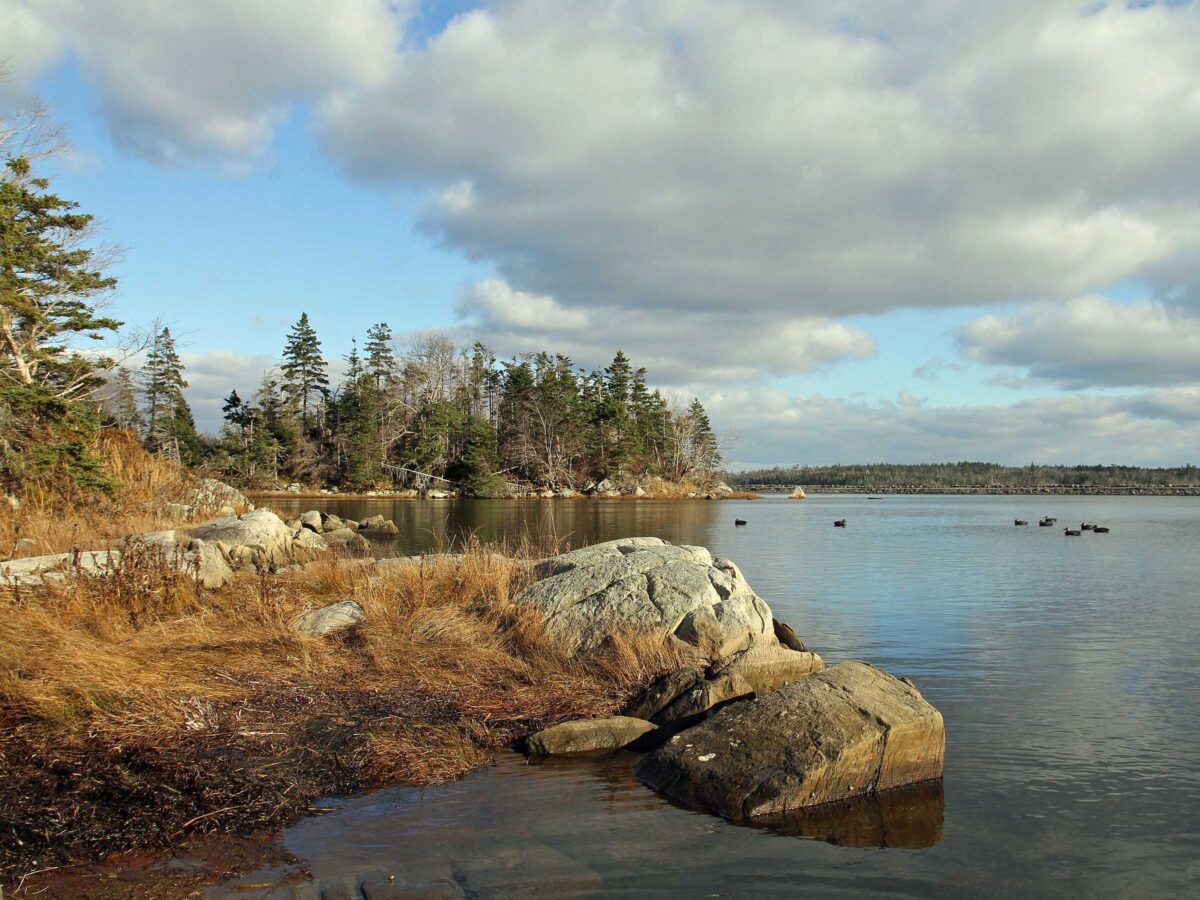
<box><xmin>745</xmin><ymin>486</ymin><xmax>1200</xmax><ymax>497</ymax></box>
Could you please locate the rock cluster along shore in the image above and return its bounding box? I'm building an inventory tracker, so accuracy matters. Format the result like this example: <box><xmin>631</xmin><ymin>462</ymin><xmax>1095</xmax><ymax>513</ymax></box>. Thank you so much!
<box><xmin>0</xmin><ymin>501</ymin><xmax>403</xmax><ymax>590</ymax></box>
<box><xmin>271</xmin><ymin>477</ymin><xmax>741</xmax><ymax>500</ymax></box>
<box><xmin>515</xmin><ymin>537</ymin><xmax>945</xmax><ymax>825</ymax></box>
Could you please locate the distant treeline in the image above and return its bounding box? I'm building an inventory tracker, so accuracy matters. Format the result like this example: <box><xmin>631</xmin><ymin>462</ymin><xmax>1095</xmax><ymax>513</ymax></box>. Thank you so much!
<box><xmin>729</xmin><ymin>462</ymin><xmax>1200</xmax><ymax>490</ymax></box>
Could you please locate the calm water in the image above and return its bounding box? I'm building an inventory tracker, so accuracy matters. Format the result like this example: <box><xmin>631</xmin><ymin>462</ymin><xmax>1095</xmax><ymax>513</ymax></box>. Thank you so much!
<box><xmin>235</xmin><ymin>495</ymin><xmax>1200</xmax><ymax>898</ymax></box>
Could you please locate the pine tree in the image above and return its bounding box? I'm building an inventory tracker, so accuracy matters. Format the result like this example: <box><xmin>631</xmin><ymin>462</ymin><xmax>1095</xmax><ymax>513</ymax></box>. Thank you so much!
<box><xmin>0</xmin><ymin>156</ymin><xmax>121</xmax><ymax>492</ymax></box>
<box><xmin>142</xmin><ymin>326</ymin><xmax>198</xmax><ymax>462</ymax></box>
<box><xmin>598</xmin><ymin>350</ymin><xmax>639</xmax><ymax>474</ymax></box>
<box><xmin>1</xmin><ymin>157</ymin><xmax>120</xmax><ymax>400</ymax></box>
<box><xmin>687</xmin><ymin>398</ymin><xmax>721</xmax><ymax>472</ymax></box>
<box><xmin>280</xmin><ymin>312</ymin><xmax>328</xmax><ymax>431</ymax></box>
<box><xmin>364</xmin><ymin>322</ymin><xmax>394</xmax><ymax>388</ymax></box>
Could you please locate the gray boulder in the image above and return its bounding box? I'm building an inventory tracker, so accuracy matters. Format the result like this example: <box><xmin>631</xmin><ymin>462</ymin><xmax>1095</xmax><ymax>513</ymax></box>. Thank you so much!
<box><xmin>526</xmin><ymin>716</ymin><xmax>658</xmax><ymax>756</ymax></box>
<box><xmin>0</xmin><ymin>549</ymin><xmax>121</xmax><ymax>587</ymax></box>
<box><xmin>320</xmin><ymin>528</ymin><xmax>371</xmax><ymax>555</ymax></box>
<box><xmin>187</xmin><ymin>478</ymin><xmax>250</xmax><ymax>514</ymax></box>
<box><xmin>321</xmin><ymin>513</ymin><xmax>347</xmax><ymax>532</ymax></box>
<box><xmin>293</xmin><ymin>600</ymin><xmax>366</xmax><ymax>637</ymax></box>
<box><xmin>300</xmin><ymin>510</ymin><xmax>323</xmax><ymax>532</ymax></box>
<box><xmin>358</xmin><ymin>515</ymin><xmax>399</xmax><ymax>536</ymax></box>
<box><xmin>514</xmin><ymin>538</ymin><xmax>775</xmax><ymax>654</ymax></box>
<box><xmin>185</xmin><ymin>509</ymin><xmax>297</xmax><ymax>570</ymax></box>
<box><xmin>635</xmin><ymin>661</ymin><xmax>945</xmax><ymax>820</ymax></box>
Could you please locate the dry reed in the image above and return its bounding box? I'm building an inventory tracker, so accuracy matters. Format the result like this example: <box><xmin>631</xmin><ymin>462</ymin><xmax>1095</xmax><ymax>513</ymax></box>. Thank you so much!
<box><xmin>0</xmin><ymin>539</ymin><xmax>696</xmax><ymax>885</ymax></box>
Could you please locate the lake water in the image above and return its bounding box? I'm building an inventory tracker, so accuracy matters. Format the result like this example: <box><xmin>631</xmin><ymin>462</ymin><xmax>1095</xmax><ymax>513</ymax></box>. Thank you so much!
<box><xmin>236</xmin><ymin>495</ymin><xmax>1200</xmax><ymax>898</ymax></box>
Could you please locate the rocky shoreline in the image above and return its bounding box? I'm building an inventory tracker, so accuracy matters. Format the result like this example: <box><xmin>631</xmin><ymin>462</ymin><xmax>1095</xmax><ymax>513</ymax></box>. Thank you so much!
<box><xmin>2</xmin><ymin>514</ymin><xmax>943</xmax><ymax>897</ymax></box>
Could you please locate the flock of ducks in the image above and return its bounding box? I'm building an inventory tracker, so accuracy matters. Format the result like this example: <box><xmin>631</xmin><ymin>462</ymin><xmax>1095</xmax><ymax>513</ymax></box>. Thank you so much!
<box><xmin>734</xmin><ymin>514</ymin><xmax>1112</xmax><ymax>534</ymax></box>
<box><xmin>1016</xmin><ymin>516</ymin><xmax>1110</xmax><ymax>535</ymax></box>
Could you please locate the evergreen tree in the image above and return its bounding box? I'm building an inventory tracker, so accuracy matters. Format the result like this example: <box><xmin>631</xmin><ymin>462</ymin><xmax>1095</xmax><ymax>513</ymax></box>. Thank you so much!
<box><xmin>0</xmin><ymin>157</ymin><xmax>120</xmax><ymax>492</ymax></box>
<box><xmin>364</xmin><ymin>322</ymin><xmax>394</xmax><ymax>388</ymax></box>
<box><xmin>280</xmin><ymin>312</ymin><xmax>328</xmax><ymax>431</ymax></box>
<box><xmin>597</xmin><ymin>350</ymin><xmax>639</xmax><ymax>473</ymax></box>
<box><xmin>142</xmin><ymin>326</ymin><xmax>199</xmax><ymax>462</ymax></box>
<box><xmin>687</xmin><ymin>397</ymin><xmax>721</xmax><ymax>472</ymax></box>
<box><xmin>1</xmin><ymin>157</ymin><xmax>120</xmax><ymax>400</ymax></box>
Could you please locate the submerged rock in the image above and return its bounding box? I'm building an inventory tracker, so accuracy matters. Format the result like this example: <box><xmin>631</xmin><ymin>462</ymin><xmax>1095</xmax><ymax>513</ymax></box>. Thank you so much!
<box><xmin>789</xmin><ymin>486</ymin><xmax>807</xmax><ymax>500</ymax></box>
<box><xmin>635</xmin><ymin>661</ymin><xmax>945</xmax><ymax>820</ymax></box>
<box><xmin>526</xmin><ymin>716</ymin><xmax>659</xmax><ymax>756</ymax></box>
<box><xmin>513</xmin><ymin>537</ymin><xmax>776</xmax><ymax>654</ymax></box>
<box><xmin>293</xmin><ymin>600</ymin><xmax>366</xmax><ymax>637</ymax></box>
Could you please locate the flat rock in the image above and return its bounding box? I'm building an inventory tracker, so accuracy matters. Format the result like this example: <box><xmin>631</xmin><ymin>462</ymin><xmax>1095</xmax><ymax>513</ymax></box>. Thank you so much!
<box><xmin>514</xmin><ymin>538</ymin><xmax>775</xmax><ymax>654</ymax></box>
<box><xmin>635</xmin><ymin>661</ymin><xmax>944</xmax><ymax>820</ymax></box>
<box><xmin>294</xmin><ymin>600</ymin><xmax>366</xmax><ymax>637</ymax></box>
<box><xmin>526</xmin><ymin>716</ymin><xmax>658</xmax><ymax>756</ymax></box>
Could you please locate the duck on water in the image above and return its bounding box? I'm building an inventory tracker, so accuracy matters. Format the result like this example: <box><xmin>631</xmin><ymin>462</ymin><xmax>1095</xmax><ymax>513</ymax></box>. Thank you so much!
<box><xmin>834</xmin><ymin>519</ymin><xmax>847</xmax><ymax>528</ymax></box>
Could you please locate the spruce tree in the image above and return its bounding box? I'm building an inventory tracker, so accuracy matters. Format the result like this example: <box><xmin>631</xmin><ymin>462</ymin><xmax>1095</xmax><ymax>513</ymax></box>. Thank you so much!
<box><xmin>142</xmin><ymin>326</ymin><xmax>199</xmax><ymax>462</ymax></box>
<box><xmin>687</xmin><ymin>398</ymin><xmax>721</xmax><ymax>472</ymax></box>
<box><xmin>280</xmin><ymin>312</ymin><xmax>328</xmax><ymax>431</ymax></box>
<box><xmin>1</xmin><ymin>157</ymin><xmax>120</xmax><ymax>399</ymax></box>
<box><xmin>364</xmin><ymin>322</ymin><xmax>394</xmax><ymax>388</ymax></box>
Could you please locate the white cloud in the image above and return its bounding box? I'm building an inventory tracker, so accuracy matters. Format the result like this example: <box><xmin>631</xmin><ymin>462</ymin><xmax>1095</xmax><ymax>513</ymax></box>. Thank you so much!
<box><xmin>180</xmin><ymin>351</ymin><xmax>275</xmax><ymax>434</ymax></box>
<box><xmin>316</xmin><ymin>0</ymin><xmax>1200</xmax><ymax>321</ymax></box>
<box><xmin>959</xmin><ymin>296</ymin><xmax>1200</xmax><ymax>389</ymax></box>
<box><xmin>455</xmin><ymin>278</ymin><xmax>877</xmax><ymax>384</ymax></box>
<box><xmin>709</xmin><ymin>386</ymin><xmax>1200</xmax><ymax>468</ymax></box>
<box><xmin>0</xmin><ymin>0</ymin><xmax>401</xmax><ymax>166</ymax></box>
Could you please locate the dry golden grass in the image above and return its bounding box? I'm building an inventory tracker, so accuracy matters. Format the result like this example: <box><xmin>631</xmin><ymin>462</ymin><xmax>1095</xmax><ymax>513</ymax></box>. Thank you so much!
<box><xmin>0</xmin><ymin>540</ymin><xmax>698</xmax><ymax>882</ymax></box>
<box><xmin>0</xmin><ymin>430</ymin><xmax>232</xmax><ymax>560</ymax></box>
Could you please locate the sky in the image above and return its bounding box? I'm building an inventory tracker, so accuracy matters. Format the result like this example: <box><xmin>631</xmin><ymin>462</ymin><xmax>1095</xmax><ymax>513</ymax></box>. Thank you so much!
<box><xmin>2</xmin><ymin>0</ymin><xmax>1199</xmax><ymax>467</ymax></box>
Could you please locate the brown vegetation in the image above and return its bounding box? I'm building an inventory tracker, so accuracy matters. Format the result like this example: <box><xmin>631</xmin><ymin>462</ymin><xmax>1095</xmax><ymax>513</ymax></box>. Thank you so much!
<box><xmin>0</xmin><ymin>541</ymin><xmax>697</xmax><ymax>887</ymax></box>
<box><xmin>1</xmin><ymin>431</ymin><xmax>228</xmax><ymax>560</ymax></box>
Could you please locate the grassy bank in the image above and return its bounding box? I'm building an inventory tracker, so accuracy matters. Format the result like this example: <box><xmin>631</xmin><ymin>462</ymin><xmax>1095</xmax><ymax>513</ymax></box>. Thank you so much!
<box><xmin>1</xmin><ymin>431</ymin><xmax>237</xmax><ymax>560</ymax></box>
<box><xmin>0</xmin><ymin>543</ymin><xmax>694</xmax><ymax>889</ymax></box>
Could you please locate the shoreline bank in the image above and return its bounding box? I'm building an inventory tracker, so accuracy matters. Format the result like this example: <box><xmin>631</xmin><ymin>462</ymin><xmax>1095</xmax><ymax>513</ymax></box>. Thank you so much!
<box><xmin>743</xmin><ymin>485</ymin><xmax>1200</xmax><ymax>496</ymax></box>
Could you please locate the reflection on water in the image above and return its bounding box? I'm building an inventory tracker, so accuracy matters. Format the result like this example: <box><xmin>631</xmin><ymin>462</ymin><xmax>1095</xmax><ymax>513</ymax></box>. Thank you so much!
<box><xmin>747</xmin><ymin>780</ymin><xmax>944</xmax><ymax>849</ymax></box>
<box><xmin>242</xmin><ymin>495</ymin><xmax>1200</xmax><ymax>898</ymax></box>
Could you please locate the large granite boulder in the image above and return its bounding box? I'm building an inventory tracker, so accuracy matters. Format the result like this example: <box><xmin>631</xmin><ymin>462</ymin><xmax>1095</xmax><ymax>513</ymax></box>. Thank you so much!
<box><xmin>184</xmin><ymin>509</ymin><xmax>296</xmax><ymax>569</ymax></box>
<box><xmin>513</xmin><ymin>537</ymin><xmax>776</xmax><ymax>655</ymax></box>
<box><xmin>526</xmin><ymin>716</ymin><xmax>658</xmax><ymax>756</ymax></box>
<box><xmin>635</xmin><ymin>661</ymin><xmax>944</xmax><ymax>819</ymax></box>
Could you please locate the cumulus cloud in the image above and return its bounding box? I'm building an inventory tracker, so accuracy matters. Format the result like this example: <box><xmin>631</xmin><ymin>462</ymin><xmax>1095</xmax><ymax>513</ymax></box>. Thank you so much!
<box><xmin>710</xmin><ymin>386</ymin><xmax>1200</xmax><ymax>468</ymax></box>
<box><xmin>456</xmin><ymin>278</ymin><xmax>877</xmax><ymax>383</ymax></box>
<box><xmin>317</xmin><ymin>0</ymin><xmax>1200</xmax><ymax>320</ymax></box>
<box><xmin>0</xmin><ymin>0</ymin><xmax>401</xmax><ymax>166</ymax></box>
<box><xmin>180</xmin><ymin>351</ymin><xmax>275</xmax><ymax>434</ymax></box>
<box><xmin>959</xmin><ymin>296</ymin><xmax>1200</xmax><ymax>389</ymax></box>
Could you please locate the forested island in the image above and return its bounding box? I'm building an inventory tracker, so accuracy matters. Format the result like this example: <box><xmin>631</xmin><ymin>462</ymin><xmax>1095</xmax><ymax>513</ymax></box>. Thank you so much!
<box><xmin>0</xmin><ymin>148</ymin><xmax>724</xmax><ymax>503</ymax></box>
<box><xmin>103</xmin><ymin>319</ymin><xmax>726</xmax><ymax>497</ymax></box>
<box><xmin>730</xmin><ymin>462</ymin><xmax>1200</xmax><ymax>495</ymax></box>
